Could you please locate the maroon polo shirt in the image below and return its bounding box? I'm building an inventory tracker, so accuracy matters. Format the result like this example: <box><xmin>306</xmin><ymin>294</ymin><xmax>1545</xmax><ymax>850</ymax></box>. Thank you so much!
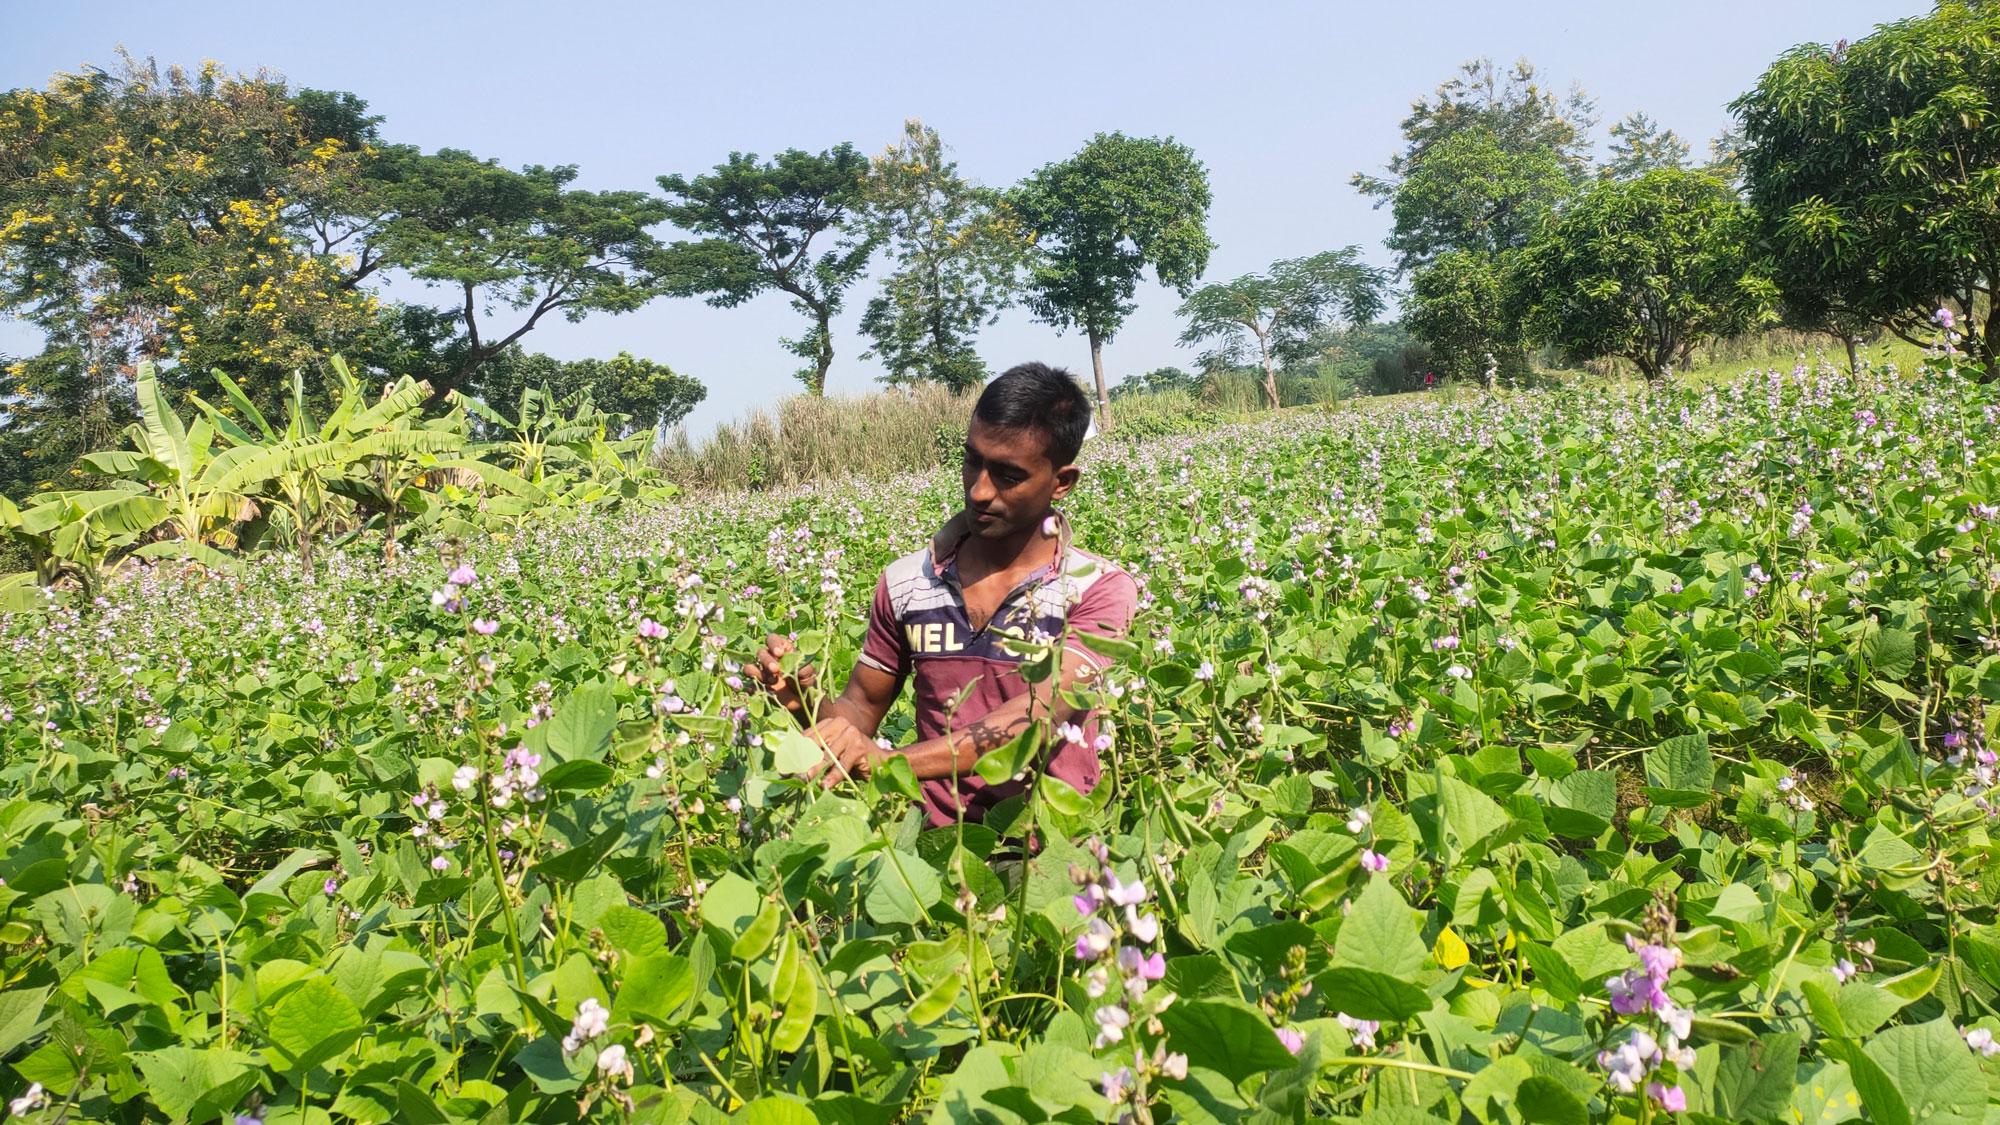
<box><xmin>859</xmin><ymin>510</ymin><xmax>1138</xmax><ymax>826</ymax></box>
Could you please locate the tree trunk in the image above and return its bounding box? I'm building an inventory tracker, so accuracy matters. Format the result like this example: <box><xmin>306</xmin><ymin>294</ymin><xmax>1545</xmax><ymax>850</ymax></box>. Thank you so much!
<box><xmin>1259</xmin><ymin>348</ymin><xmax>1280</xmax><ymax>411</ymax></box>
<box><xmin>1087</xmin><ymin>327</ymin><xmax>1110</xmax><ymax>429</ymax></box>
<box><xmin>1844</xmin><ymin>334</ymin><xmax>1859</xmax><ymax>375</ymax></box>
<box><xmin>812</xmin><ymin>307</ymin><xmax>834</xmax><ymax>396</ymax></box>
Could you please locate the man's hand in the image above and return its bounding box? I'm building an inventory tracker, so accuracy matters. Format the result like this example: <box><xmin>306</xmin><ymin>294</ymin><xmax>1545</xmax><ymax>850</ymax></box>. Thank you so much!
<box><xmin>743</xmin><ymin>633</ymin><xmax>819</xmax><ymax>720</ymax></box>
<box><xmin>804</xmin><ymin>715</ymin><xmax>891</xmax><ymax>789</ymax></box>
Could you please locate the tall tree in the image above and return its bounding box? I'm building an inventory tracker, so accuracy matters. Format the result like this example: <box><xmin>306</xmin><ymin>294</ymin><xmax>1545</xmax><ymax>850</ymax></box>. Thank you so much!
<box><xmin>1734</xmin><ymin>3</ymin><xmax>2000</xmax><ymax>371</ymax></box>
<box><xmin>1176</xmin><ymin>248</ymin><xmax>1386</xmax><ymax>409</ymax></box>
<box><xmin>656</xmin><ymin>146</ymin><xmax>876</xmax><ymax>395</ymax></box>
<box><xmin>1011</xmin><ymin>133</ymin><xmax>1214</xmax><ymax>423</ymax></box>
<box><xmin>0</xmin><ymin>57</ymin><xmax>381</xmax><ymax>492</ymax></box>
<box><xmin>860</xmin><ymin>120</ymin><xmax>1026</xmax><ymax>392</ymax></box>
<box><xmin>1353</xmin><ymin>57</ymin><xmax>1597</xmax><ymax>220</ymax></box>
<box><xmin>1355</xmin><ymin>58</ymin><xmax>1592</xmax><ymax>382</ymax></box>
<box><xmin>368</xmin><ymin>149</ymin><xmax>675</xmax><ymax>405</ymax></box>
<box><xmin>1511</xmin><ymin>169</ymin><xmax>1775</xmax><ymax>379</ymax></box>
<box><xmin>1603</xmin><ymin>112</ymin><xmax>1690</xmax><ymax>179</ymax></box>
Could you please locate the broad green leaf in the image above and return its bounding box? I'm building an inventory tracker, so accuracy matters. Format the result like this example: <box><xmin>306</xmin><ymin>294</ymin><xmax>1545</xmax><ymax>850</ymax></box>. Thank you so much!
<box><xmin>1334</xmin><ymin>876</ymin><xmax>1428</xmax><ymax>979</ymax></box>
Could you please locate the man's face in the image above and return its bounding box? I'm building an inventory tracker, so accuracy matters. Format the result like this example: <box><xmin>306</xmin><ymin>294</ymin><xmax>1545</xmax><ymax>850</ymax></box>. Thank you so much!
<box><xmin>961</xmin><ymin>418</ymin><xmax>1078</xmax><ymax>540</ymax></box>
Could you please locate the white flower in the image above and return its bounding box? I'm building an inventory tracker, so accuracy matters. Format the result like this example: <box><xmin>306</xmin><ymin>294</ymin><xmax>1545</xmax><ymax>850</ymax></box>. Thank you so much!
<box><xmin>1346</xmin><ymin>806</ymin><xmax>1372</xmax><ymax>834</ymax></box>
<box><xmin>1126</xmin><ymin>910</ymin><xmax>1160</xmax><ymax>944</ymax></box>
<box><xmin>1967</xmin><ymin>1027</ymin><xmax>2000</xmax><ymax>1056</ymax></box>
<box><xmin>1831</xmin><ymin>958</ymin><xmax>1857</xmax><ymax>983</ymax></box>
<box><xmin>563</xmin><ymin>998</ymin><xmax>611</xmax><ymax>1054</ymax></box>
<box><xmin>1093</xmin><ymin>1004</ymin><xmax>1131</xmax><ymax>1048</ymax></box>
<box><xmin>1446</xmin><ymin>664</ymin><xmax>1472</xmax><ymax>680</ymax></box>
<box><xmin>596</xmin><ymin>1042</ymin><xmax>635</xmax><ymax>1083</ymax></box>
<box><xmin>8</xmin><ymin>1082</ymin><xmax>46</xmax><ymax>1116</ymax></box>
<box><xmin>451</xmin><ymin>765</ymin><xmax>479</xmax><ymax>792</ymax></box>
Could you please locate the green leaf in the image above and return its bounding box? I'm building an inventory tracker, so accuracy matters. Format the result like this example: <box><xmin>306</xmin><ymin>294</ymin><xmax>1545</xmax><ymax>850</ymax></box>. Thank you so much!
<box><xmin>0</xmin><ymin>985</ymin><xmax>51</xmax><ymax>1058</ymax></box>
<box><xmin>266</xmin><ymin>976</ymin><xmax>364</xmax><ymax>1072</ymax></box>
<box><xmin>864</xmin><ymin>849</ymin><xmax>942</xmax><ymax>926</ymax></box>
<box><xmin>545</xmin><ymin>684</ymin><xmax>617</xmax><ymax>763</ymax></box>
<box><xmin>612</xmin><ymin>954</ymin><xmax>694</xmax><ymax>1028</ymax></box>
<box><xmin>769</xmin><ymin>729</ymin><xmax>826</xmax><ymax>776</ymax></box>
<box><xmin>1155</xmin><ymin>999</ymin><xmax>1298</xmax><ymax>1084</ymax></box>
<box><xmin>1711</xmin><ymin>1031</ymin><xmax>1802</xmax><ymax>1122</ymax></box>
<box><xmin>1644</xmin><ymin>732</ymin><xmax>1713</xmax><ymax>792</ymax></box>
<box><xmin>1861</xmin><ymin>1018</ymin><xmax>1985</xmax><ymax>1125</ymax></box>
<box><xmin>539</xmin><ymin>759</ymin><xmax>613</xmax><ymax>792</ymax></box>
<box><xmin>1334</xmin><ymin>876</ymin><xmax>1428</xmax><ymax>978</ymax></box>
<box><xmin>133</xmin><ymin>1046</ymin><xmax>261</xmax><ymax>1124</ymax></box>
<box><xmin>1313</xmin><ymin>966</ymin><xmax>1431</xmax><ymax>1021</ymax></box>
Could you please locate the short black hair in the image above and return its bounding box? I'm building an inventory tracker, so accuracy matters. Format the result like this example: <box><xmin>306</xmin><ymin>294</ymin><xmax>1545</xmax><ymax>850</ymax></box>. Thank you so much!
<box><xmin>973</xmin><ymin>362</ymin><xmax>1093</xmax><ymax>467</ymax></box>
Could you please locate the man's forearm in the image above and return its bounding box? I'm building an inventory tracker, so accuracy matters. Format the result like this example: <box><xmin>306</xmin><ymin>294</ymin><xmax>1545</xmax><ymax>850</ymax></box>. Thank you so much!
<box><xmin>897</xmin><ymin>696</ymin><xmax>1057</xmax><ymax>781</ymax></box>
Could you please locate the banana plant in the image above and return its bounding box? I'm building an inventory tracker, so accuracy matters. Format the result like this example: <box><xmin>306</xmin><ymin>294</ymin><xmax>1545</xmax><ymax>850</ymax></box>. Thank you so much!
<box><xmin>2</xmin><ymin>485</ymin><xmax>172</xmax><ymax>596</ymax></box>
<box><xmin>190</xmin><ymin>364</ymin><xmax>363</xmax><ymax>575</ymax></box>
<box><xmin>77</xmin><ymin>365</ymin><xmax>259</xmax><ymax>571</ymax></box>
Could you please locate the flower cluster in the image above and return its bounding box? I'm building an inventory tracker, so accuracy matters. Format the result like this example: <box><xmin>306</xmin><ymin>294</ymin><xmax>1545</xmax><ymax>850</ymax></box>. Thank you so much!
<box><xmin>1071</xmin><ymin>838</ymin><xmax>1186</xmax><ymax>1118</ymax></box>
<box><xmin>1599</xmin><ymin>898</ymin><xmax>1692</xmax><ymax>1113</ymax></box>
<box><xmin>429</xmin><ymin>563</ymin><xmax>478</xmax><ymax>613</ymax></box>
<box><xmin>563</xmin><ymin>997</ymin><xmax>610</xmax><ymax>1054</ymax></box>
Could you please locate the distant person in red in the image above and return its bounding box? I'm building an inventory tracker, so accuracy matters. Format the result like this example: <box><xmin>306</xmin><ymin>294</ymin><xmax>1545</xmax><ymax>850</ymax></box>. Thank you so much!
<box><xmin>744</xmin><ymin>363</ymin><xmax>1139</xmax><ymax>826</ymax></box>
<box><xmin>1423</xmin><ymin>371</ymin><xmax>1436</xmax><ymax>388</ymax></box>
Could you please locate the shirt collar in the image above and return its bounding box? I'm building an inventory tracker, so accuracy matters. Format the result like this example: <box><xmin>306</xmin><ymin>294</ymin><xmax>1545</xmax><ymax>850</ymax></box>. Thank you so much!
<box><xmin>930</xmin><ymin>508</ymin><xmax>1073</xmax><ymax>584</ymax></box>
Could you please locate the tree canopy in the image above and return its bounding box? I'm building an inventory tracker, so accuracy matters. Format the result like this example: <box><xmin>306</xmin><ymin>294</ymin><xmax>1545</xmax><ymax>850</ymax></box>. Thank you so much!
<box><xmin>1176</xmin><ymin>248</ymin><xmax>1386</xmax><ymax>409</ymax></box>
<box><xmin>656</xmin><ymin>145</ymin><xmax>877</xmax><ymax>395</ymax></box>
<box><xmin>1011</xmin><ymin>132</ymin><xmax>1213</xmax><ymax>422</ymax></box>
<box><xmin>1511</xmin><ymin>169</ymin><xmax>1775</xmax><ymax>379</ymax></box>
<box><xmin>859</xmin><ymin>121</ymin><xmax>1026</xmax><ymax>392</ymax></box>
<box><xmin>1734</xmin><ymin>1</ymin><xmax>2000</xmax><ymax>369</ymax></box>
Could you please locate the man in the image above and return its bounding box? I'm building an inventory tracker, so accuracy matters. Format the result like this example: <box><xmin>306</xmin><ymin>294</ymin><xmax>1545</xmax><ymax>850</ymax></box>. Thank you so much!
<box><xmin>745</xmin><ymin>363</ymin><xmax>1138</xmax><ymax>826</ymax></box>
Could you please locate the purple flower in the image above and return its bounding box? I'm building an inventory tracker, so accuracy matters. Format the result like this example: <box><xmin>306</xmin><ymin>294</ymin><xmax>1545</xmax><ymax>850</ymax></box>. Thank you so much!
<box><xmin>1360</xmin><ymin>849</ymin><xmax>1390</xmax><ymax>873</ymax></box>
<box><xmin>1073</xmin><ymin>886</ymin><xmax>1105</xmax><ymax>917</ymax></box>
<box><xmin>235</xmin><ymin>1115</ymin><xmax>264</xmax><ymax>1125</ymax></box>
<box><xmin>430</xmin><ymin>856</ymin><xmax>450</xmax><ymax>872</ymax></box>
<box><xmin>1831</xmin><ymin>958</ymin><xmax>1857</xmax><ymax>983</ymax></box>
<box><xmin>447</xmin><ymin>564</ymin><xmax>477</xmax><ymax>587</ymax></box>
<box><xmin>1118</xmin><ymin>945</ymin><xmax>1166</xmax><ymax>981</ymax></box>
<box><xmin>637</xmin><ymin>618</ymin><xmax>668</xmax><ymax>640</ymax></box>
<box><xmin>1647</xmin><ymin>1082</ymin><xmax>1687</xmax><ymax>1113</ymax></box>
<box><xmin>1937</xmin><ymin>307</ymin><xmax>1956</xmax><ymax>329</ymax></box>
<box><xmin>1336</xmin><ymin>1012</ymin><xmax>1380</xmax><ymax>1050</ymax></box>
<box><xmin>323</xmin><ymin>877</ymin><xmax>340</xmax><ymax>897</ymax></box>
<box><xmin>1275</xmin><ymin>1026</ymin><xmax>1305</xmax><ymax>1055</ymax></box>
<box><xmin>471</xmin><ymin>618</ymin><xmax>499</xmax><ymax>635</ymax></box>
<box><xmin>1074</xmin><ymin>918</ymin><xmax>1115</xmax><ymax>961</ymax></box>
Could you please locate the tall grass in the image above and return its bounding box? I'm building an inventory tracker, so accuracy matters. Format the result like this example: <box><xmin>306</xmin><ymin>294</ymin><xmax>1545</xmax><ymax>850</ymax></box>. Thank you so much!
<box><xmin>655</xmin><ymin>384</ymin><xmax>1232</xmax><ymax>492</ymax></box>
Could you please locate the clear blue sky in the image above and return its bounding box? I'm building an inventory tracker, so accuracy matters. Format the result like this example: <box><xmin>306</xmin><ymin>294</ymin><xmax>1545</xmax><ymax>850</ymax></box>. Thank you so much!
<box><xmin>2</xmin><ymin>0</ymin><xmax>1920</xmax><ymax>436</ymax></box>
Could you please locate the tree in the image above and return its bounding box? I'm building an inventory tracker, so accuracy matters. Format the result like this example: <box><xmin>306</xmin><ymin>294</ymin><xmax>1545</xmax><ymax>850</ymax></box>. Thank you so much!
<box><xmin>860</xmin><ymin>120</ymin><xmax>1026</xmax><ymax>391</ymax></box>
<box><xmin>472</xmin><ymin>350</ymin><xmax>705</xmax><ymax>437</ymax></box>
<box><xmin>1011</xmin><ymin>133</ymin><xmax>1213</xmax><ymax>423</ymax></box>
<box><xmin>1382</xmin><ymin>127</ymin><xmax>1574</xmax><ymax>274</ymax></box>
<box><xmin>1511</xmin><ymin>169</ymin><xmax>1776</xmax><ymax>380</ymax></box>
<box><xmin>368</xmin><ymin>149</ymin><xmax>676</xmax><ymax>405</ymax></box>
<box><xmin>0</xmin><ymin>57</ymin><xmax>381</xmax><ymax>494</ymax></box>
<box><xmin>1407</xmin><ymin>251</ymin><xmax>1522</xmax><ymax>383</ymax></box>
<box><xmin>0</xmin><ymin>56</ymin><xmax>681</xmax><ymax>496</ymax></box>
<box><xmin>1176</xmin><ymin>248</ymin><xmax>1386</xmax><ymax>409</ymax></box>
<box><xmin>656</xmin><ymin>146</ymin><xmax>876</xmax><ymax>395</ymax></box>
<box><xmin>1354</xmin><ymin>57</ymin><xmax>1597</xmax><ymax>222</ymax></box>
<box><xmin>1111</xmin><ymin>365</ymin><xmax>1199</xmax><ymax>398</ymax></box>
<box><xmin>1734</xmin><ymin>3</ymin><xmax>2000</xmax><ymax>370</ymax></box>
<box><xmin>1355</xmin><ymin>59</ymin><xmax>1593</xmax><ymax>383</ymax></box>
<box><xmin>1603</xmin><ymin>113</ymin><xmax>1690</xmax><ymax>179</ymax></box>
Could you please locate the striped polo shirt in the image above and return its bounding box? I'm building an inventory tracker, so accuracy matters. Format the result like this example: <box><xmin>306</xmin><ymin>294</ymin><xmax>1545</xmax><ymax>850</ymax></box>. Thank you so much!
<box><xmin>859</xmin><ymin>509</ymin><xmax>1138</xmax><ymax>826</ymax></box>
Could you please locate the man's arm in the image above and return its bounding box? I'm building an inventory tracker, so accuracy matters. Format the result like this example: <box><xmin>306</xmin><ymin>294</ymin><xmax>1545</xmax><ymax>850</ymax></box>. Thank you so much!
<box><xmin>827</xmin><ymin>644</ymin><xmax>1105</xmax><ymax>782</ymax></box>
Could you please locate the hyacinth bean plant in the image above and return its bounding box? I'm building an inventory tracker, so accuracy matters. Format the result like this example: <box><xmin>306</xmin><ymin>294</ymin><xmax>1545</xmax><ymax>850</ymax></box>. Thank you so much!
<box><xmin>4</xmin><ymin>341</ymin><xmax>2000</xmax><ymax>1121</ymax></box>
